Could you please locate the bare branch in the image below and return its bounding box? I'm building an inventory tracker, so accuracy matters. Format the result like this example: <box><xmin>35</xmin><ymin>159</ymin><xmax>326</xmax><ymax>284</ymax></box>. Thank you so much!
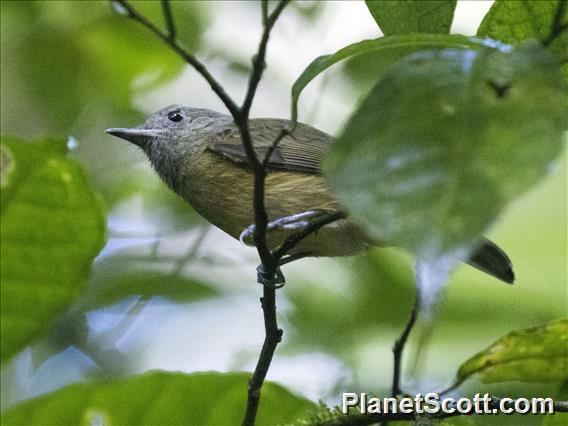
<box><xmin>261</xmin><ymin>127</ymin><xmax>291</xmax><ymax>170</ymax></box>
<box><xmin>233</xmin><ymin>0</ymin><xmax>292</xmax><ymax>268</ymax></box>
<box><xmin>261</xmin><ymin>0</ymin><xmax>269</xmax><ymax>26</ymax></box>
<box><xmin>160</xmin><ymin>0</ymin><xmax>176</xmax><ymax>40</ymax></box>
<box><xmin>238</xmin><ymin>2</ymin><xmax>292</xmax><ymax>425</ymax></box>
<box><xmin>112</xmin><ymin>0</ymin><xmax>240</xmax><ymax>117</ymax></box>
<box><xmin>390</xmin><ymin>294</ymin><xmax>419</xmax><ymax>398</ymax></box>
<box><xmin>110</xmin><ymin>3</ymin><xmax>306</xmax><ymax>425</ymax></box>
<box><xmin>543</xmin><ymin>0</ymin><xmax>568</xmax><ymax>47</ymax></box>
<box><xmin>241</xmin><ymin>0</ymin><xmax>291</xmax><ymax>116</ymax></box>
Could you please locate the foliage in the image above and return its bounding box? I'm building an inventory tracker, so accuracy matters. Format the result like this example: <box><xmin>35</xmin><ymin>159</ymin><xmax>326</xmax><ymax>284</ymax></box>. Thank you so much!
<box><xmin>457</xmin><ymin>318</ymin><xmax>568</xmax><ymax>384</ymax></box>
<box><xmin>365</xmin><ymin>0</ymin><xmax>457</xmax><ymax>35</ymax></box>
<box><xmin>325</xmin><ymin>41</ymin><xmax>565</xmax><ymax>257</ymax></box>
<box><xmin>0</xmin><ymin>371</ymin><xmax>316</xmax><ymax>425</ymax></box>
<box><xmin>291</xmin><ymin>34</ymin><xmax>489</xmax><ymax>123</ymax></box>
<box><xmin>0</xmin><ymin>136</ymin><xmax>105</xmax><ymax>364</ymax></box>
<box><xmin>478</xmin><ymin>0</ymin><xmax>568</xmax><ymax>82</ymax></box>
<box><xmin>1</xmin><ymin>0</ymin><xmax>566</xmax><ymax>425</ymax></box>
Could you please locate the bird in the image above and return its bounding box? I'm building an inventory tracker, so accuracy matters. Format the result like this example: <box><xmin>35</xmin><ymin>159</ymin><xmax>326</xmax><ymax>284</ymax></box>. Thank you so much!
<box><xmin>106</xmin><ymin>105</ymin><xmax>514</xmax><ymax>284</ymax></box>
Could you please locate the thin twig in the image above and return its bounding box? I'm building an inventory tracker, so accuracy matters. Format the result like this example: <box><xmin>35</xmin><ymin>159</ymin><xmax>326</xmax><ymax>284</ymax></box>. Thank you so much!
<box><xmin>391</xmin><ymin>293</ymin><xmax>419</xmax><ymax>398</ymax></box>
<box><xmin>242</xmin><ymin>0</ymin><xmax>290</xmax><ymax>116</ymax></box>
<box><xmin>261</xmin><ymin>127</ymin><xmax>292</xmax><ymax>170</ymax></box>
<box><xmin>235</xmin><ymin>0</ymin><xmax>291</xmax><ymax>269</ymax></box>
<box><xmin>261</xmin><ymin>0</ymin><xmax>269</xmax><ymax>26</ymax></box>
<box><xmin>160</xmin><ymin>0</ymin><xmax>176</xmax><ymax>40</ymax></box>
<box><xmin>240</xmin><ymin>3</ymin><xmax>292</xmax><ymax>424</ymax></box>
<box><xmin>242</xmin><ymin>284</ymin><xmax>282</xmax><ymax>426</ymax></box>
<box><xmin>113</xmin><ymin>0</ymin><xmax>240</xmax><ymax>117</ymax></box>
<box><xmin>543</xmin><ymin>0</ymin><xmax>568</xmax><ymax>47</ymax></box>
<box><xmin>437</xmin><ymin>377</ymin><xmax>465</xmax><ymax>398</ymax></box>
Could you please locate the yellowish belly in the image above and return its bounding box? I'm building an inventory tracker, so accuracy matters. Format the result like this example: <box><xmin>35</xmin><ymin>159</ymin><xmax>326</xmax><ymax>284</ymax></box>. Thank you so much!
<box><xmin>179</xmin><ymin>152</ymin><xmax>372</xmax><ymax>257</ymax></box>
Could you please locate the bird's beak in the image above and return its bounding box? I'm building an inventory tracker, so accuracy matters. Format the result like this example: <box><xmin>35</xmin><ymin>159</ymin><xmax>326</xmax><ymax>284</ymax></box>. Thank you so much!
<box><xmin>105</xmin><ymin>128</ymin><xmax>162</xmax><ymax>149</ymax></box>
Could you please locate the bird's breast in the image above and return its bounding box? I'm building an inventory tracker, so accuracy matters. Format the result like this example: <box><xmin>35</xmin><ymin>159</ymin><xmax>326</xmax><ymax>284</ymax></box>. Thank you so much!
<box><xmin>177</xmin><ymin>150</ymin><xmax>371</xmax><ymax>256</ymax></box>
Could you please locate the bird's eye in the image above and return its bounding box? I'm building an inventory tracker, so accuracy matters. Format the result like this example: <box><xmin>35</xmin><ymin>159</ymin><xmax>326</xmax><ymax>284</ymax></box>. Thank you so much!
<box><xmin>167</xmin><ymin>110</ymin><xmax>184</xmax><ymax>122</ymax></box>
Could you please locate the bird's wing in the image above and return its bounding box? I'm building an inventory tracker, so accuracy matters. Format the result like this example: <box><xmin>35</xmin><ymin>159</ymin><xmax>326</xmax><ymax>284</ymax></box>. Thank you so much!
<box><xmin>207</xmin><ymin>118</ymin><xmax>332</xmax><ymax>175</ymax></box>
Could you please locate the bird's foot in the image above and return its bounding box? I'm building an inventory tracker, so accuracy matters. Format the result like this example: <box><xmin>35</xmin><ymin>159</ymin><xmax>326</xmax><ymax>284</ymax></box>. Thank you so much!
<box><xmin>239</xmin><ymin>210</ymin><xmax>324</xmax><ymax>244</ymax></box>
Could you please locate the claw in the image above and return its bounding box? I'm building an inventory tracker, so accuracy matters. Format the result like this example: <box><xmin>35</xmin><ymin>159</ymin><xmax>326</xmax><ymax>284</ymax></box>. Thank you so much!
<box><xmin>239</xmin><ymin>224</ymin><xmax>256</xmax><ymax>245</ymax></box>
<box><xmin>240</xmin><ymin>210</ymin><xmax>325</xmax><ymax>245</ymax></box>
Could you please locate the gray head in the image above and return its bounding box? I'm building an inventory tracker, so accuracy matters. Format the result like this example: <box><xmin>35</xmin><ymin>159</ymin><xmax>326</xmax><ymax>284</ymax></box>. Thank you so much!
<box><xmin>106</xmin><ymin>105</ymin><xmax>226</xmax><ymax>151</ymax></box>
<box><xmin>106</xmin><ymin>105</ymin><xmax>227</xmax><ymax>191</ymax></box>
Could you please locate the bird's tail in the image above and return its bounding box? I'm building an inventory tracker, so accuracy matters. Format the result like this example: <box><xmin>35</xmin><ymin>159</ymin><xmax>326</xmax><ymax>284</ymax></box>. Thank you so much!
<box><xmin>467</xmin><ymin>238</ymin><xmax>515</xmax><ymax>284</ymax></box>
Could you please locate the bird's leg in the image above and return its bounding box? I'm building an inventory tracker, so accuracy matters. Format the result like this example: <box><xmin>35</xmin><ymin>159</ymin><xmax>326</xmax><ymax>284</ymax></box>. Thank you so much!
<box><xmin>239</xmin><ymin>210</ymin><xmax>326</xmax><ymax>244</ymax></box>
<box><xmin>242</xmin><ymin>211</ymin><xmax>325</xmax><ymax>288</ymax></box>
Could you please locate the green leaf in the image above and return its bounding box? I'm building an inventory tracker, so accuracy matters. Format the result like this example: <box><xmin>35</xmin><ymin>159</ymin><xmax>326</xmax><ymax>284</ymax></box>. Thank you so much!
<box><xmin>478</xmin><ymin>0</ymin><xmax>568</xmax><ymax>83</ymax></box>
<box><xmin>324</xmin><ymin>41</ymin><xmax>566</xmax><ymax>259</ymax></box>
<box><xmin>365</xmin><ymin>1</ymin><xmax>457</xmax><ymax>35</ymax></box>
<box><xmin>457</xmin><ymin>319</ymin><xmax>568</xmax><ymax>384</ymax></box>
<box><xmin>291</xmin><ymin>34</ymin><xmax>492</xmax><ymax>123</ymax></box>
<box><xmin>479</xmin><ymin>0</ymin><xmax>566</xmax><ymax>45</ymax></box>
<box><xmin>0</xmin><ymin>136</ymin><xmax>105</xmax><ymax>364</ymax></box>
<box><xmin>1</xmin><ymin>371</ymin><xmax>317</xmax><ymax>425</ymax></box>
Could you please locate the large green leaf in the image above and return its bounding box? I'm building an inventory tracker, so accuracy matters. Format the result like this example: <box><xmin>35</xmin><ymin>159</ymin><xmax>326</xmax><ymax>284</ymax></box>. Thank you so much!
<box><xmin>291</xmin><ymin>34</ymin><xmax>491</xmax><ymax>123</ymax></box>
<box><xmin>365</xmin><ymin>1</ymin><xmax>457</xmax><ymax>35</ymax></box>
<box><xmin>0</xmin><ymin>136</ymin><xmax>105</xmax><ymax>364</ymax></box>
<box><xmin>457</xmin><ymin>319</ymin><xmax>568</xmax><ymax>384</ymax></box>
<box><xmin>324</xmin><ymin>41</ymin><xmax>566</xmax><ymax>259</ymax></box>
<box><xmin>1</xmin><ymin>371</ymin><xmax>317</xmax><ymax>425</ymax></box>
<box><xmin>478</xmin><ymin>0</ymin><xmax>568</xmax><ymax>83</ymax></box>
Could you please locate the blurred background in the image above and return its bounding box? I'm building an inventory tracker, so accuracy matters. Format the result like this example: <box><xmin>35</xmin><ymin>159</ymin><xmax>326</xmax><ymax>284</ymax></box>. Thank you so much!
<box><xmin>1</xmin><ymin>0</ymin><xmax>566</xmax><ymax>422</ymax></box>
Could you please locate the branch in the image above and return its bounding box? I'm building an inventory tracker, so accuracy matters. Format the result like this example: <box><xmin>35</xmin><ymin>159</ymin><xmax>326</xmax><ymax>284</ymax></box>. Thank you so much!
<box><xmin>111</xmin><ymin>3</ymin><xmax>315</xmax><ymax>425</ymax></box>
<box><xmin>242</xmin><ymin>0</ymin><xmax>291</xmax><ymax>116</ymax></box>
<box><xmin>238</xmin><ymin>2</ymin><xmax>291</xmax><ymax>425</ymax></box>
<box><xmin>543</xmin><ymin>0</ymin><xmax>568</xmax><ymax>47</ymax></box>
<box><xmin>261</xmin><ymin>0</ymin><xmax>269</xmax><ymax>26</ymax></box>
<box><xmin>160</xmin><ymin>0</ymin><xmax>176</xmax><ymax>40</ymax></box>
<box><xmin>313</xmin><ymin>397</ymin><xmax>568</xmax><ymax>426</ymax></box>
<box><xmin>234</xmin><ymin>0</ymin><xmax>291</xmax><ymax>268</ymax></box>
<box><xmin>242</xmin><ymin>211</ymin><xmax>345</xmax><ymax>426</ymax></box>
<box><xmin>112</xmin><ymin>0</ymin><xmax>240</xmax><ymax>117</ymax></box>
<box><xmin>261</xmin><ymin>127</ymin><xmax>292</xmax><ymax>170</ymax></box>
<box><xmin>390</xmin><ymin>294</ymin><xmax>419</xmax><ymax>398</ymax></box>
